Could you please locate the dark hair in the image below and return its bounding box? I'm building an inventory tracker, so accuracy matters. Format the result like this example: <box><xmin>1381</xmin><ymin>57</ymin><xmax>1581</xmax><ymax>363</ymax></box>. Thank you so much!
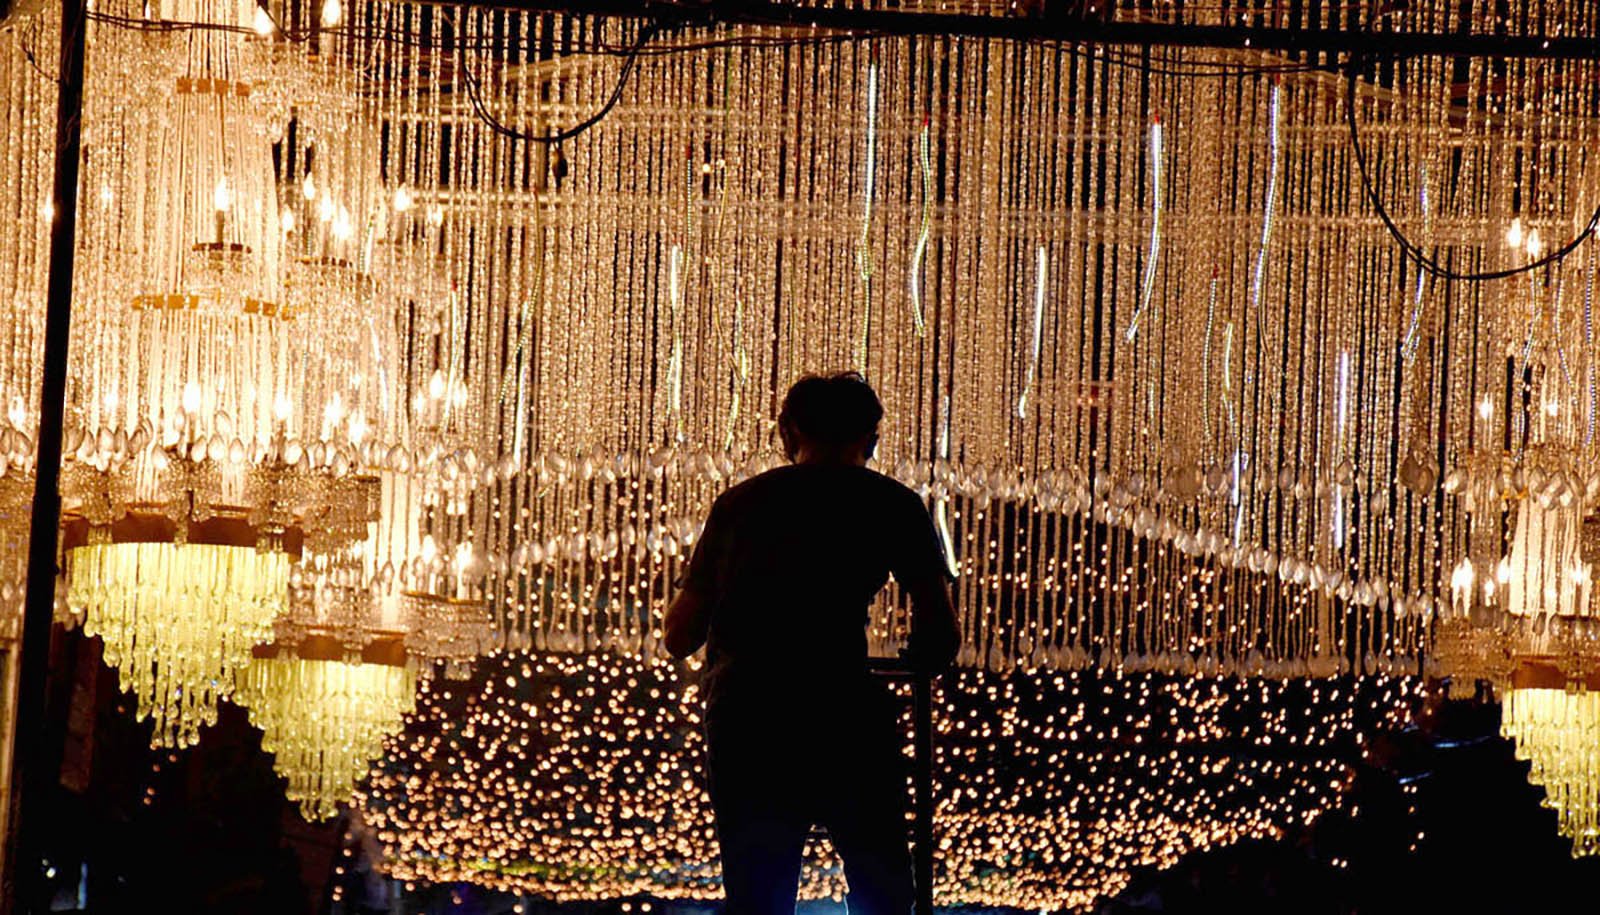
<box><xmin>778</xmin><ymin>372</ymin><xmax>883</xmax><ymax>460</ymax></box>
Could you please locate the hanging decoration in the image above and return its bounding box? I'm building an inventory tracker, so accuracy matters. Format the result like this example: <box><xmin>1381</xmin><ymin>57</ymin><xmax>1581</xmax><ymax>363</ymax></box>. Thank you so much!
<box><xmin>1500</xmin><ymin>687</ymin><xmax>1600</xmax><ymax>857</ymax></box>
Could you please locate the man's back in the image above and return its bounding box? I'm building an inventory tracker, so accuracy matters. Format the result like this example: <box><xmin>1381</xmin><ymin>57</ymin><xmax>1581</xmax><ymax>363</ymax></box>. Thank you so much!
<box><xmin>683</xmin><ymin>463</ymin><xmax>948</xmax><ymax>715</ymax></box>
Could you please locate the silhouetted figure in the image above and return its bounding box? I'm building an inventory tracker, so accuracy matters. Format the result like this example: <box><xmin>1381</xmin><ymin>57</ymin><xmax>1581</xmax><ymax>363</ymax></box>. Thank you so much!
<box><xmin>665</xmin><ymin>372</ymin><xmax>959</xmax><ymax>915</ymax></box>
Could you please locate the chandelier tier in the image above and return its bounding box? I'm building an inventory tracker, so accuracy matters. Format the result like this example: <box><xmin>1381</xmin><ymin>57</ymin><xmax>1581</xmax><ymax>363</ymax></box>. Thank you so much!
<box><xmin>234</xmin><ymin>637</ymin><xmax>418</xmax><ymax>821</ymax></box>
<box><xmin>68</xmin><ymin>537</ymin><xmax>286</xmax><ymax>747</ymax></box>
<box><xmin>1501</xmin><ymin>684</ymin><xmax>1600</xmax><ymax>858</ymax></box>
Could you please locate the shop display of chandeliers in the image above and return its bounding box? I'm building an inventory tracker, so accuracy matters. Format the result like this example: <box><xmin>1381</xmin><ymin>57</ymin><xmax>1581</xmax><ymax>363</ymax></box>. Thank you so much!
<box><xmin>1</xmin><ymin>0</ymin><xmax>1599</xmax><ymax>879</ymax></box>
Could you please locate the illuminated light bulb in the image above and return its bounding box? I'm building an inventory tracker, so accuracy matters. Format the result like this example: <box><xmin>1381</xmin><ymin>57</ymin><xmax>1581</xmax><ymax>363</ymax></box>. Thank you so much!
<box><xmin>302</xmin><ymin>174</ymin><xmax>316</xmax><ymax>201</ymax></box>
<box><xmin>212</xmin><ymin>177</ymin><xmax>231</xmax><ymax>212</ymax></box>
<box><xmin>281</xmin><ymin>208</ymin><xmax>296</xmax><ymax>234</ymax></box>
<box><xmin>420</xmin><ymin>534</ymin><xmax>438</xmax><ymax>564</ymax></box>
<box><xmin>7</xmin><ymin>399</ymin><xmax>27</xmax><ymax>429</ymax></box>
<box><xmin>347</xmin><ymin>411</ymin><xmax>368</xmax><ymax>445</ymax></box>
<box><xmin>38</xmin><ymin>200</ymin><xmax>53</xmax><ymax>222</ymax></box>
<box><xmin>1479</xmin><ymin>395</ymin><xmax>1494</xmax><ymax>420</ymax></box>
<box><xmin>428</xmin><ymin>370</ymin><xmax>446</xmax><ymax>401</ymax></box>
<box><xmin>426</xmin><ymin>204</ymin><xmax>444</xmax><ymax>227</ymax></box>
<box><xmin>1506</xmin><ymin>217</ymin><xmax>1524</xmax><ymax>248</ymax></box>
<box><xmin>1544</xmin><ymin>399</ymin><xmax>1560</xmax><ymax>416</ymax></box>
<box><xmin>323</xmin><ymin>393</ymin><xmax>346</xmax><ymax>426</ymax></box>
<box><xmin>321</xmin><ymin>0</ymin><xmax>342</xmax><ymax>27</ymax></box>
<box><xmin>272</xmin><ymin>393</ymin><xmax>292</xmax><ymax>423</ymax></box>
<box><xmin>252</xmin><ymin>5</ymin><xmax>274</xmax><ymax>36</ymax></box>
<box><xmin>1497</xmin><ymin>557</ymin><xmax>1512</xmax><ymax>584</ymax></box>
<box><xmin>181</xmin><ymin>381</ymin><xmax>201</xmax><ymax>415</ymax></box>
<box><xmin>1526</xmin><ymin>227</ymin><xmax>1544</xmax><ymax>257</ymax></box>
<box><xmin>318</xmin><ymin>194</ymin><xmax>336</xmax><ymax>223</ymax></box>
<box><xmin>98</xmin><ymin>186</ymin><xmax>113</xmax><ymax>207</ymax></box>
<box><xmin>393</xmin><ymin>187</ymin><xmax>414</xmax><ymax>212</ymax></box>
<box><xmin>332</xmin><ymin>206</ymin><xmax>354</xmax><ymax>241</ymax></box>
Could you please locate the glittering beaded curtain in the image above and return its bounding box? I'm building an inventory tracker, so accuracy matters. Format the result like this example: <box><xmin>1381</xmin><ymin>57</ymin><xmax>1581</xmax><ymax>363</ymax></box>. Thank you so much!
<box><xmin>348</xmin><ymin>1</ymin><xmax>1600</xmax><ymax>677</ymax></box>
<box><xmin>0</xmin><ymin>16</ymin><xmax>57</xmax><ymax>636</ymax></box>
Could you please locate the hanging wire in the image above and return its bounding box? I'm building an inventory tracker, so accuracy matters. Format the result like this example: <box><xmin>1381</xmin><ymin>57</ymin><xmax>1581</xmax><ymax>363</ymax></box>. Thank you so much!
<box><xmin>1343</xmin><ymin>56</ymin><xmax>1600</xmax><ymax>282</ymax></box>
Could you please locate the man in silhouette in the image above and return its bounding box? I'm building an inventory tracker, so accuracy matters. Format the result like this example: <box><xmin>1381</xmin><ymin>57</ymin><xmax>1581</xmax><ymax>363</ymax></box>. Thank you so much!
<box><xmin>665</xmin><ymin>372</ymin><xmax>959</xmax><ymax>915</ymax></box>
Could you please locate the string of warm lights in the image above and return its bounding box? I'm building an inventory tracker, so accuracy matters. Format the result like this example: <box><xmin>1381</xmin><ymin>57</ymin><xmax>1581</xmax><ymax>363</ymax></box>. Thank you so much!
<box><xmin>359</xmin><ymin>651</ymin><xmax>1419</xmax><ymax>908</ymax></box>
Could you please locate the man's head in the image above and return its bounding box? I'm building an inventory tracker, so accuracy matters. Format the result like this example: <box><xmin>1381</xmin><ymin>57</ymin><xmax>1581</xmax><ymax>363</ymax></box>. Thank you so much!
<box><xmin>778</xmin><ymin>372</ymin><xmax>883</xmax><ymax>465</ymax></box>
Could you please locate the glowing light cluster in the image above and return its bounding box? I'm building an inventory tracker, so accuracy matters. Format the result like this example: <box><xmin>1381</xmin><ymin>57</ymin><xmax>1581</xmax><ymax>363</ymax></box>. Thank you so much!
<box><xmin>360</xmin><ymin>652</ymin><xmax>1418</xmax><ymax>909</ymax></box>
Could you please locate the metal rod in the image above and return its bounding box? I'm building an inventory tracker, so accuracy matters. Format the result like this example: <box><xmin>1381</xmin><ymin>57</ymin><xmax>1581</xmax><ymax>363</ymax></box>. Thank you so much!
<box><xmin>912</xmin><ymin>669</ymin><xmax>934</xmax><ymax>915</ymax></box>
<box><xmin>476</xmin><ymin>1</ymin><xmax>1600</xmax><ymax>61</ymax></box>
<box><xmin>0</xmin><ymin>0</ymin><xmax>89</xmax><ymax>910</ymax></box>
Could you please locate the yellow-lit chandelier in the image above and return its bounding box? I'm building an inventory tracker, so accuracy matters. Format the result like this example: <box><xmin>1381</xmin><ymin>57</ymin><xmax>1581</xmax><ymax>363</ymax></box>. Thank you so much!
<box><xmin>1501</xmin><ymin>687</ymin><xmax>1600</xmax><ymax>857</ymax></box>
<box><xmin>235</xmin><ymin>642</ymin><xmax>417</xmax><ymax>822</ymax></box>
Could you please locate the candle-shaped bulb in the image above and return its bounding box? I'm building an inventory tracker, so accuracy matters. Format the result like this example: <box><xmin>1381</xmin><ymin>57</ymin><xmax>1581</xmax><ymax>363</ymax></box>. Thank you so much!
<box><xmin>1526</xmin><ymin>227</ymin><xmax>1544</xmax><ymax>257</ymax></box>
<box><xmin>182</xmin><ymin>381</ymin><xmax>201</xmax><ymax>415</ymax></box>
<box><xmin>1506</xmin><ymin>217</ymin><xmax>1523</xmax><ymax>249</ymax></box>
<box><xmin>302</xmin><ymin>174</ymin><xmax>316</xmax><ymax>201</ymax></box>
<box><xmin>252</xmin><ymin>5</ymin><xmax>274</xmax><ymax>36</ymax></box>
<box><xmin>321</xmin><ymin>0</ymin><xmax>341</xmax><ymax>27</ymax></box>
<box><xmin>212</xmin><ymin>177</ymin><xmax>231</xmax><ymax>212</ymax></box>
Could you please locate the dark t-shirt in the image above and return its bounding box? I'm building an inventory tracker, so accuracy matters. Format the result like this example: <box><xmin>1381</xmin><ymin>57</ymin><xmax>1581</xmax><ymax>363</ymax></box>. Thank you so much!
<box><xmin>681</xmin><ymin>463</ymin><xmax>951</xmax><ymax>720</ymax></box>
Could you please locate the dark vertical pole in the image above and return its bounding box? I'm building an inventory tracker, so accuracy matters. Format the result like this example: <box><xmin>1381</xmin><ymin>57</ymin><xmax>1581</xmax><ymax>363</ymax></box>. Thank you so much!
<box><xmin>1</xmin><ymin>0</ymin><xmax>88</xmax><ymax>911</ymax></box>
<box><xmin>912</xmin><ymin>670</ymin><xmax>934</xmax><ymax>915</ymax></box>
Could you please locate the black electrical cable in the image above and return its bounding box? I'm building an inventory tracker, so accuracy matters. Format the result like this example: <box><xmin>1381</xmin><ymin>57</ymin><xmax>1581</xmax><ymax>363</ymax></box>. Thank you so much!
<box><xmin>1343</xmin><ymin>55</ymin><xmax>1600</xmax><ymax>282</ymax></box>
<box><xmin>454</xmin><ymin>18</ymin><xmax>663</xmax><ymax>145</ymax></box>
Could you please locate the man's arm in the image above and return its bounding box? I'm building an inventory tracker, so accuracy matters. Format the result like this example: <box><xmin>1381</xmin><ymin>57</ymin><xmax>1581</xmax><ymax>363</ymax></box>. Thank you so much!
<box><xmin>664</xmin><ymin>496</ymin><xmax>726</xmax><ymax>659</ymax></box>
<box><xmin>901</xmin><ymin>573</ymin><xmax>958</xmax><ymax>672</ymax></box>
<box><xmin>890</xmin><ymin>486</ymin><xmax>961</xmax><ymax>673</ymax></box>
<box><xmin>663</xmin><ymin>587</ymin><xmax>712</xmax><ymax>659</ymax></box>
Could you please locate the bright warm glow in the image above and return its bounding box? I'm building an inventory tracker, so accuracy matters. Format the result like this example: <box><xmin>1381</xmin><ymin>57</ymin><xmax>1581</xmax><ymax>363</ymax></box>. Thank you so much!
<box><xmin>1478</xmin><ymin>395</ymin><xmax>1495</xmax><ymax>420</ymax></box>
<box><xmin>212</xmin><ymin>177</ymin><xmax>231</xmax><ymax>212</ymax></box>
<box><xmin>393</xmin><ymin>187</ymin><xmax>414</xmax><ymax>212</ymax></box>
<box><xmin>1451</xmin><ymin>558</ymin><xmax>1475</xmax><ymax>593</ymax></box>
<box><xmin>252</xmin><ymin>5</ymin><xmax>274</xmax><ymax>36</ymax></box>
<box><xmin>181</xmin><ymin>380</ymin><xmax>201</xmax><ymax>414</ymax></box>
<box><xmin>321</xmin><ymin>0</ymin><xmax>342</xmax><ymax>27</ymax></box>
<box><xmin>302</xmin><ymin>174</ymin><xmax>317</xmax><ymax>201</ymax></box>
<box><xmin>1506</xmin><ymin>217</ymin><xmax>1524</xmax><ymax>248</ymax></box>
<box><xmin>332</xmin><ymin>205</ymin><xmax>354</xmax><ymax>241</ymax></box>
<box><xmin>281</xmin><ymin>207</ymin><xmax>296</xmax><ymax>234</ymax></box>
<box><xmin>1526</xmin><ymin>227</ymin><xmax>1544</xmax><ymax>257</ymax></box>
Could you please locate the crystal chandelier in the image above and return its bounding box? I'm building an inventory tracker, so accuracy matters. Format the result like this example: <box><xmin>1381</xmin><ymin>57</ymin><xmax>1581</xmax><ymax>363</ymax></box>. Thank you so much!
<box><xmin>233</xmin><ymin>644</ymin><xmax>417</xmax><ymax>821</ymax></box>
<box><xmin>1501</xmin><ymin>686</ymin><xmax>1600</xmax><ymax>857</ymax></box>
<box><xmin>69</xmin><ymin>540</ymin><xmax>285</xmax><ymax>746</ymax></box>
<box><xmin>43</xmin><ymin>0</ymin><xmax>488</xmax><ymax>748</ymax></box>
